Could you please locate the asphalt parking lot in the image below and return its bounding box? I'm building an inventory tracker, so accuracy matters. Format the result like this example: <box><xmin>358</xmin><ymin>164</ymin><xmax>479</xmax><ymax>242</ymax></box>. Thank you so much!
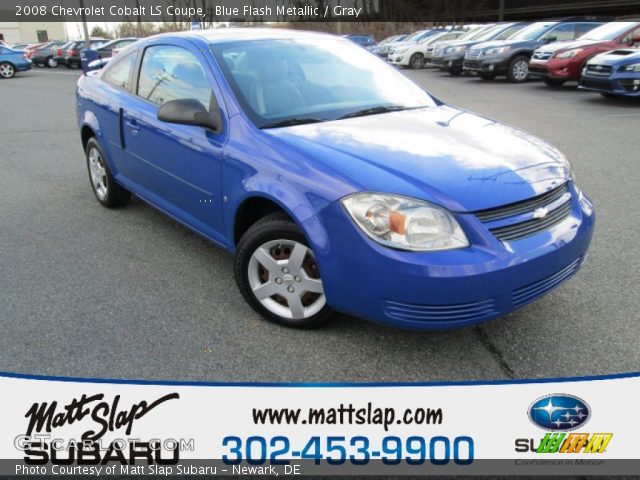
<box><xmin>1</xmin><ymin>66</ymin><xmax>639</xmax><ymax>383</ymax></box>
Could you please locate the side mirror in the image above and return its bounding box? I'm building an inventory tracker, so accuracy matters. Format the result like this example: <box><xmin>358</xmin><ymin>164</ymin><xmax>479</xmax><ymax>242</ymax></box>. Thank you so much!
<box><xmin>157</xmin><ymin>98</ymin><xmax>222</xmax><ymax>133</ymax></box>
<box><xmin>544</xmin><ymin>36</ymin><xmax>558</xmax><ymax>43</ymax></box>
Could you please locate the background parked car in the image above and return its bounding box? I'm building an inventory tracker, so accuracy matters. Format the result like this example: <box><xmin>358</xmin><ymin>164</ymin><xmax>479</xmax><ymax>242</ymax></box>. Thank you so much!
<box><xmin>579</xmin><ymin>48</ymin><xmax>640</xmax><ymax>97</ymax></box>
<box><xmin>530</xmin><ymin>21</ymin><xmax>640</xmax><ymax>86</ymax></box>
<box><xmin>463</xmin><ymin>20</ymin><xmax>605</xmax><ymax>82</ymax></box>
<box><xmin>0</xmin><ymin>45</ymin><xmax>32</xmax><ymax>78</ymax></box>
<box><xmin>385</xmin><ymin>29</ymin><xmax>443</xmax><ymax>59</ymax></box>
<box><xmin>432</xmin><ymin>22</ymin><xmax>529</xmax><ymax>74</ymax></box>
<box><xmin>430</xmin><ymin>24</ymin><xmax>497</xmax><ymax>70</ymax></box>
<box><xmin>343</xmin><ymin>34</ymin><xmax>377</xmax><ymax>50</ymax></box>
<box><xmin>8</xmin><ymin>43</ymin><xmax>29</xmax><ymax>52</ymax></box>
<box><xmin>53</xmin><ymin>41</ymin><xmax>73</xmax><ymax>66</ymax></box>
<box><xmin>28</xmin><ymin>40</ymin><xmax>69</xmax><ymax>68</ymax></box>
<box><xmin>63</xmin><ymin>39</ymin><xmax>108</xmax><ymax>68</ymax></box>
<box><xmin>95</xmin><ymin>37</ymin><xmax>139</xmax><ymax>59</ymax></box>
<box><xmin>389</xmin><ymin>30</ymin><xmax>466</xmax><ymax>69</ymax></box>
<box><xmin>372</xmin><ymin>34</ymin><xmax>407</xmax><ymax>57</ymax></box>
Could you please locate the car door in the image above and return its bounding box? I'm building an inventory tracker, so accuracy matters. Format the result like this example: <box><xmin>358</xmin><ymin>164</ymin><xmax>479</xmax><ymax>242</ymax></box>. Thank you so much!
<box><xmin>121</xmin><ymin>40</ymin><xmax>227</xmax><ymax>242</ymax></box>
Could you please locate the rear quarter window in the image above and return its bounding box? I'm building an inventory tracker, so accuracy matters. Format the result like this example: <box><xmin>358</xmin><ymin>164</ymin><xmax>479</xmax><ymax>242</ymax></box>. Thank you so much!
<box><xmin>102</xmin><ymin>51</ymin><xmax>136</xmax><ymax>91</ymax></box>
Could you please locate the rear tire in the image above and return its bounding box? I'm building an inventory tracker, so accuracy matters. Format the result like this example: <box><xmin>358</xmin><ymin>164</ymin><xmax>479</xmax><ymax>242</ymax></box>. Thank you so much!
<box><xmin>409</xmin><ymin>53</ymin><xmax>425</xmax><ymax>69</ymax></box>
<box><xmin>85</xmin><ymin>137</ymin><xmax>131</xmax><ymax>208</ymax></box>
<box><xmin>507</xmin><ymin>55</ymin><xmax>529</xmax><ymax>83</ymax></box>
<box><xmin>544</xmin><ymin>78</ymin><xmax>566</xmax><ymax>87</ymax></box>
<box><xmin>46</xmin><ymin>56</ymin><xmax>58</xmax><ymax>68</ymax></box>
<box><xmin>0</xmin><ymin>62</ymin><xmax>15</xmax><ymax>78</ymax></box>
<box><xmin>234</xmin><ymin>212</ymin><xmax>336</xmax><ymax>329</ymax></box>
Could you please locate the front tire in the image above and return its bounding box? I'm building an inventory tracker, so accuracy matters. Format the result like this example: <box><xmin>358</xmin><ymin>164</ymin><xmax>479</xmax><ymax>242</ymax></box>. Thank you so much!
<box><xmin>0</xmin><ymin>62</ymin><xmax>15</xmax><ymax>78</ymax></box>
<box><xmin>409</xmin><ymin>53</ymin><xmax>425</xmax><ymax>69</ymax></box>
<box><xmin>507</xmin><ymin>55</ymin><xmax>529</xmax><ymax>83</ymax></box>
<box><xmin>85</xmin><ymin>138</ymin><xmax>131</xmax><ymax>208</ymax></box>
<box><xmin>234</xmin><ymin>213</ymin><xmax>335</xmax><ymax>328</ymax></box>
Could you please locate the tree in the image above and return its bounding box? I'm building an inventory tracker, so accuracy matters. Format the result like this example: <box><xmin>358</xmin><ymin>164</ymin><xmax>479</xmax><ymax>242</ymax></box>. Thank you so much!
<box><xmin>90</xmin><ymin>26</ymin><xmax>111</xmax><ymax>39</ymax></box>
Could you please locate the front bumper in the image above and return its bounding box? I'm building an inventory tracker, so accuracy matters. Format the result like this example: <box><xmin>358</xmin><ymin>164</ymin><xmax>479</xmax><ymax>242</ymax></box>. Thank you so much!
<box><xmin>463</xmin><ymin>56</ymin><xmax>509</xmax><ymax>75</ymax></box>
<box><xmin>305</xmin><ymin>184</ymin><xmax>595</xmax><ymax>331</ymax></box>
<box><xmin>529</xmin><ymin>58</ymin><xmax>581</xmax><ymax>81</ymax></box>
<box><xmin>579</xmin><ymin>72</ymin><xmax>640</xmax><ymax>97</ymax></box>
<box><xmin>430</xmin><ymin>53</ymin><xmax>464</xmax><ymax>70</ymax></box>
<box><xmin>388</xmin><ymin>53</ymin><xmax>408</xmax><ymax>66</ymax></box>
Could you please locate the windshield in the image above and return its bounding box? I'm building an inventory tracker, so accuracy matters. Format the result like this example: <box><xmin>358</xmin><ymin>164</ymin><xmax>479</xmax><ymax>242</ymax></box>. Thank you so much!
<box><xmin>211</xmin><ymin>38</ymin><xmax>436</xmax><ymax>128</ymax></box>
<box><xmin>403</xmin><ymin>31</ymin><xmax>428</xmax><ymax>42</ymax></box>
<box><xmin>458</xmin><ymin>26</ymin><xmax>492</xmax><ymax>41</ymax></box>
<box><xmin>510</xmin><ymin>22</ymin><xmax>556</xmax><ymax>41</ymax></box>
<box><xmin>580</xmin><ymin>21</ymin><xmax>637</xmax><ymax>41</ymax></box>
<box><xmin>473</xmin><ymin>24</ymin><xmax>506</xmax><ymax>42</ymax></box>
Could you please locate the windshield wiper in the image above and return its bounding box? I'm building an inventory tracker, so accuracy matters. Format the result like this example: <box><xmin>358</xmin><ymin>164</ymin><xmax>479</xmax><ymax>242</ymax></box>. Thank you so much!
<box><xmin>260</xmin><ymin>118</ymin><xmax>326</xmax><ymax>129</ymax></box>
<box><xmin>338</xmin><ymin>105</ymin><xmax>420</xmax><ymax>120</ymax></box>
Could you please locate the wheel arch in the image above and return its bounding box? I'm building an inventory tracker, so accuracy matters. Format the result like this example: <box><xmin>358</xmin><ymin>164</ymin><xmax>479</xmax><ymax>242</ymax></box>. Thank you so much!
<box><xmin>232</xmin><ymin>194</ymin><xmax>301</xmax><ymax>247</ymax></box>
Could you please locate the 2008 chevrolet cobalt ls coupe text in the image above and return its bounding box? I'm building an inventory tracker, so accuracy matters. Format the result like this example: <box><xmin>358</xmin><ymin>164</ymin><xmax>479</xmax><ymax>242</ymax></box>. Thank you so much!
<box><xmin>76</xmin><ymin>29</ymin><xmax>595</xmax><ymax>330</ymax></box>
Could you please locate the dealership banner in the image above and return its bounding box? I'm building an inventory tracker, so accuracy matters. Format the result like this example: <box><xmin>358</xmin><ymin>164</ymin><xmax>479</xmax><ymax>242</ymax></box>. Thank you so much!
<box><xmin>3</xmin><ymin>0</ymin><xmax>640</xmax><ymax>22</ymax></box>
<box><xmin>0</xmin><ymin>372</ymin><xmax>638</xmax><ymax>476</ymax></box>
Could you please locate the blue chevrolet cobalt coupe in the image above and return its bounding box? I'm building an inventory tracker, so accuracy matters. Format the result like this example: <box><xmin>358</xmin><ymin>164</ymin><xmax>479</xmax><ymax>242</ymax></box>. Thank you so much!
<box><xmin>76</xmin><ymin>29</ymin><xmax>595</xmax><ymax>330</ymax></box>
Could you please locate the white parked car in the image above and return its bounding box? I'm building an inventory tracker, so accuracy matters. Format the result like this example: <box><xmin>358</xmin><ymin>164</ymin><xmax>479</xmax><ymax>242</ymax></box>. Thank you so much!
<box><xmin>388</xmin><ymin>30</ymin><xmax>467</xmax><ymax>69</ymax></box>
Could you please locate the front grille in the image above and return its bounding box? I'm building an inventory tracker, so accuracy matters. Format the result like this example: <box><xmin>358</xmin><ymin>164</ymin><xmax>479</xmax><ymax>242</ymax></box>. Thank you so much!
<box><xmin>466</xmin><ymin>49</ymin><xmax>481</xmax><ymax>59</ymax></box>
<box><xmin>464</xmin><ymin>60</ymin><xmax>481</xmax><ymax>69</ymax></box>
<box><xmin>382</xmin><ymin>298</ymin><xmax>499</xmax><ymax>323</ymax></box>
<box><xmin>476</xmin><ymin>183</ymin><xmax>569</xmax><ymax>222</ymax></box>
<box><xmin>529</xmin><ymin>66</ymin><xmax>548</xmax><ymax>75</ymax></box>
<box><xmin>581</xmin><ymin>77</ymin><xmax>613</xmax><ymax>91</ymax></box>
<box><xmin>475</xmin><ymin>183</ymin><xmax>572</xmax><ymax>242</ymax></box>
<box><xmin>513</xmin><ymin>257</ymin><xmax>582</xmax><ymax>308</ymax></box>
<box><xmin>431</xmin><ymin>58</ymin><xmax>444</xmax><ymax>66</ymax></box>
<box><xmin>586</xmin><ymin>64</ymin><xmax>612</xmax><ymax>76</ymax></box>
<box><xmin>532</xmin><ymin>51</ymin><xmax>553</xmax><ymax>61</ymax></box>
<box><xmin>490</xmin><ymin>201</ymin><xmax>572</xmax><ymax>242</ymax></box>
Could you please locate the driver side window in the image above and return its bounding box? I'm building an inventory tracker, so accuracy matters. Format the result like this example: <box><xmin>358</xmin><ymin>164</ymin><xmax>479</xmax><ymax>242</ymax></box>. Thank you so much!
<box><xmin>137</xmin><ymin>45</ymin><xmax>212</xmax><ymax>110</ymax></box>
<box><xmin>544</xmin><ymin>24</ymin><xmax>575</xmax><ymax>42</ymax></box>
<box><xmin>622</xmin><ymin>27</ymin><xmax>640</xmax><ymax>46</ymax></box>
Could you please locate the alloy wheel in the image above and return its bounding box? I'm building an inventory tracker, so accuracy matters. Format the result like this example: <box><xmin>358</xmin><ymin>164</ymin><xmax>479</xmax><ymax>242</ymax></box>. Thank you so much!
<box><xmin>0</xmin><ymin>63</ymin><xmax>15</xmax><ymax>78</ymax></box>
<box><xmin>46</xmin><ymin>57</ymin><xmax>58</xmax><ymax>68</ymax></box>
<box><xmin>88</xmin><ymin>146</ymin><xmax>108</xmax><ymax>200</ymax></box>
<box><xmin>247</xmin><ymin>239</ymin><xmax>325</xmax><ymax>321</ymax></box>
<box><xmin>512</xmin><ymin>59</ymin><xmax>529</xmax><ymax>81</ymax></box>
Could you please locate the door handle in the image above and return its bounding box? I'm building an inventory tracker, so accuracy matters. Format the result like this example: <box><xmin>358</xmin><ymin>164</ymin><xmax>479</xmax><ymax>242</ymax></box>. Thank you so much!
<box><xmin>125</xmin><ymin>118</ymin><xmax>140</xmax><ymax>135</ymax></box>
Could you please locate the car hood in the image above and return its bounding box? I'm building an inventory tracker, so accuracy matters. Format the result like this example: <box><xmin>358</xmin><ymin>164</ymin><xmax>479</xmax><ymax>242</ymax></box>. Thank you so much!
<box><xmin>474</xmin><ymin>39</ymin><xmax>542</xmax><ymax>51</ymax></box>
<box><xmin>537</xmin><ymin>39</ymin><xmax>610</xmax><ymax>53</ymax></box>
<box><xmin>588</xmin><ymin>48</ymin><xmax>640</xmax><ymax>65</ymax></box>
<box><xmin>266</xmin><ymin>106</ymin><xmax>570</xmax><ymax>213</ymax></box>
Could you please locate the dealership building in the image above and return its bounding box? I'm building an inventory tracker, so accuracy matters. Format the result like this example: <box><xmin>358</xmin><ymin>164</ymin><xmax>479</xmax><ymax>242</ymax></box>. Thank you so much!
<box><xmin>0</xmin><ymin>22</ymin><xmax>66</xmax><ymax>45</ymax></box>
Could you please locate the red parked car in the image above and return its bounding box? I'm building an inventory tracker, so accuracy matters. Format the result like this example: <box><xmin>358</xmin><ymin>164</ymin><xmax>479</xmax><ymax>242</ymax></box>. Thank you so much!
<box><xmin>529</xmin><ymin>21</ymin><xmax>640</xmax><ymax>86</ymax></box>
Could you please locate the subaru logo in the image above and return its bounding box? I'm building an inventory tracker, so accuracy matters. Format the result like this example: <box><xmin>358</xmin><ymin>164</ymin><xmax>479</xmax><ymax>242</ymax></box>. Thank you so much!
<box><xmin>594</xmin><ymin>65</ymin><xmax>603</xmax><ymax>71</ymax></box>
<box><xmin>528</xmin><ymin>394</ymin><xmax>590</xmax><ymax>431</ymax></box>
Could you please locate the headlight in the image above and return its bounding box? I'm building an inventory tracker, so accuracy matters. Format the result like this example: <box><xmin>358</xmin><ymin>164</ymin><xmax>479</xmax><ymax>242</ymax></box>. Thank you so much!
<box><xmin>622</xmin><ymin>63</ymin><xmax>640</xmax><ymax>72</ymax></box>
<box><xmin>444</xmin><ymin>46</ymin><xmax>465</xmax><ymax>54</ymax></box>
<box><xmin>341</xmin><ymin>193</ymin><xmax>469</xmax><ymax>251</ymax></box>
<box><xmin>556</xmin><ymin>48</ymin><xmax>583</xmax><ymax>59</ymax></box>
<box><xmin>484</xmin><ymin>46</ymin><xmax>509</xmax><ymax>56</ymax></box>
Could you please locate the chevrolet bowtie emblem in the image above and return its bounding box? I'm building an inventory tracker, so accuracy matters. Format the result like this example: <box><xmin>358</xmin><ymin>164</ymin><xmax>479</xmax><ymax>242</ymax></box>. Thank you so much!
<box><xmin>533</xmin><ymin>207</ymin><xmax>549</xmax><ymax>219</ymax></box>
